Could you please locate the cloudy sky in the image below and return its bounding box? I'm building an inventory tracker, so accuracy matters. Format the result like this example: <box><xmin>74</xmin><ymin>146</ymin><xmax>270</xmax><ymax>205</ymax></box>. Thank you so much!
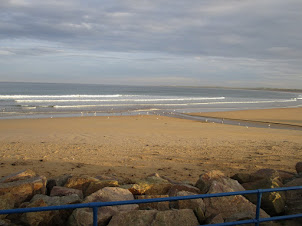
<box><xmin>0</xmin><ymin>0</ymin><xmax>301</xmax><ymax>88</ymax></box>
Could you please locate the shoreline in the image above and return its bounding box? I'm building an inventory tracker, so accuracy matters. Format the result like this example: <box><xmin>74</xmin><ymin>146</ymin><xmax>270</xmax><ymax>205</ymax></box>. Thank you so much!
<box><xmin>1</xmin><ymin>108</ymin><xmax>302</xmax><ymax>183</ymax></box>
<box><xmin>189</xmin><ymin>107</ymin><xmax>302</xmax><ymax>127</ymax></box>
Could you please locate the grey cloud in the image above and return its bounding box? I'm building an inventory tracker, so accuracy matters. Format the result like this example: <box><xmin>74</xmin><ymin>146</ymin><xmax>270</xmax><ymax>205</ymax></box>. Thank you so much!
<box><xmin>1</xmin><ymin>0</ymin><xmax>301</xmax><ymax>59</ymax></box>
<box><xmin>0</xmin><ymin>0</ymin><xmax>302</xmax><ymax>88</ymax></box>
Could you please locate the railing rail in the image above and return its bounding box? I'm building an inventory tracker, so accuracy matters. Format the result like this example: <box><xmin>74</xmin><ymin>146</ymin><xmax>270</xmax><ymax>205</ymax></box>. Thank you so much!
<box><xmin>0</xmin><ymin>186</ymin><xmax>301</xmax><ymax>226</ymax></box>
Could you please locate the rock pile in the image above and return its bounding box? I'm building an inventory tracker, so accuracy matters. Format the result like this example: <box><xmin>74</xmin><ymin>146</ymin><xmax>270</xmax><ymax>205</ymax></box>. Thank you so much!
<box><xmin>0</xmin><ymin>162</ymin><xmax>301</xmax><ymax>226</ymax></box>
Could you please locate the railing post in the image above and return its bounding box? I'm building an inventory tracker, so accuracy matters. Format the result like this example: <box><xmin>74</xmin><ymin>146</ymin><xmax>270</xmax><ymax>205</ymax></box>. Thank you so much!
<box><xmin>255</xmin><ymin>189</ymin><xmax>263</xmax><ymax>226</ymax></box>
<box><xmin>93</xmin><ymin>207</ymin><xmax>98</xmax><ymax>226</ymax></box>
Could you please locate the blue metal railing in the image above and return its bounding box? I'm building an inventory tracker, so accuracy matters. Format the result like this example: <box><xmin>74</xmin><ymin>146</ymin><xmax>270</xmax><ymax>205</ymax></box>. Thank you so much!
<box><xmin>0</xmin><ymin>186</ymin><xmax>301</xmax><ymax>226</ymax></box>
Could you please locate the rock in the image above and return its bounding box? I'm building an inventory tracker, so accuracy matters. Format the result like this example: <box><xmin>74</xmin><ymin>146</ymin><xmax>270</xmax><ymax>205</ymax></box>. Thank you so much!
<box><xmin>231</xmin><ymin>173</ymin><xmax>253</xmax><ymax>184</ymax></box>
<box><xmin>205</xmin><ymin>214</ymin><xmax>224</xmax><ymax>224</ymax></box>
<box><xmin>128</xmin><ymin>175</ymin><xmax>172</xmax><ymax>195</ymax></box>
<box><xmin>84</xmin><ymin>180</ymin><xmax>119</xmax><ymax>197</ymax></box>
<box><xmin>30</xmin><ymin>194</ymin><xmax>81</xmax><ymax>206</ymax></box>
<box><xmin>195</xmin><ymin>170</ymin><xmax>244</xmax><ymax>194</ymax></box>
<box><xmin>136</xmin><ymin>195</ymin><xmax>169</xmax><ymax>210</ymax></box>
<box><xmin>0</xmin><ymin>193</ymin><xmax>15</xmax><ymax>220</ymax></box>
<box><xmin>68</xmin><ymin>187</ymin><xmax>138</xmax><ymax>226</ymax></box>
<box><xmin>277</xmin><ymin>170</ymin><xmax>295</xmax><ymax>184</ymax></box>
<box><xmin>52</xmin><ymin>174</ymin><xmax>72</xmax><ymax>187</ymax></box>
<box><xmin>171</xmin><ymin>191</ymin><xmax>206</xmax><ymax>224</ymax></box>
<box><xmin>224</xmin><ymin>212</ymin><xmax>255</xmax><ymax>223</ymax></box>
<box><xmin>21</xmin><ymin>194</ymin><xmax>81</xmax><ymax>226</ymax></box>
<box><xmin>108</xmin><ymin>209</ymin><xmax>199</xmax><ymax>226</ymax></box>
<box><xmin>250</xmin><ymin>169</ymin><xmax>279</xmax><ymax>181</ymax></box>
<box><xmin>152</xmin><ymin>209</ymin><xmax>199</xmax><ymax>226</ymax></box>
<box><xmin>21</xmin><ymin>199</ymin><xmax>54</xmax><ymax>226</ymax></box>
<box><xmin>204</xmin><ymin>180</ymin><xmax>270</xmax><ymax>221</ymax></box>
<box><xmin>64</xmin><ymin>175</ymin><xmax>99</xmax><ymax>194</ymax></box>
<box><xmin>108</xmin><ymin>210</ymin><xmax>157</xmax><ymax>226</ymax></box>
<box><xmin>50</xmin><ymin>186</ymin><xmax>83</xmax><ymax>199</ymax></box>
<box><xmin>284</xmin><ymin>177</ymin><xmax>302</xmax><ymax>217</ymax></box>
<box><xmin>46</xmin><ymin>179</ymin><xmax>57</xmax><ymax>196</ymax></box>
<box><xmin>232</xmin><ymin>169</ymin><xmax>293</xmax><ymax>184</ymax></box>
<box><xmin>296</xmin><ymin>162</ymin><xmax>302</xmax><ymax>174</ymax></box>
<box><xmin>160</xmin><ymin>176</ymin><xmax>180</xmax><ymax>184</ymax></box>
<box><xmin>46</xmin><ymin>174</ymin><xmax>73</xmax><ymax>195</ymax></box>
<box><xmin>0</xmin><ymin>176</ymin><xmax>47</xmax><ymax>207</ymax></box>
<box><xmin>0</xmin><ymin>169</ymin><xmax>36</xmax><ymax>183</ymax></box>
<box><xmin>225</xmin><ymin>213</ymin><xmax>275</xmax><ymax>226</ymax></box>
<box><xmin>168</xmin><ymin>184</ymin><xmax>200</xmax><ymax>196</ymax></box>
<box><xmin>0</xmin><ymin>219</ymin><xmax>14</xmax><ymax>226</ymax></box>
<box><xmin>242</xmin><ymin>175</ymin><xmax>285</xmax><ymax>216</ymax></box>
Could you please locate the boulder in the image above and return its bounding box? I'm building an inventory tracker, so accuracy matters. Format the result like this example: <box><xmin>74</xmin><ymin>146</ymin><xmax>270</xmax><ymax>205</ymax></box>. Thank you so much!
<box><xmin>242</xmin><ymin>175</ymin><xmax>285</xmax><ymax>216</ymax></box>
<box><xmin>136</xmin><ymin>195</ymin><xmax>169</xmax><ymax>211</ymax></box>
<box><xmin>195</xmin><ymin>170</ymin><xmax>244</xmax><ymax>194</ymax></box>
<box><xmin>107</xmin><ymin>210</ymin><xmax>157</xmax><ymax>226</ymax></box>
<box><xmin>0</xmin><ymin>176</ymin><xmax>47</xmax><ymax>207</ymax></box>
<box><xmin>68</xmin><ymin>187</ymin><xmax>138</xmax><ymax>226</ymax></box>
<box><xmin>232</xmin><ymin>169</ymin><xmax>293</xmax><ymax>184</ymax></box>
<box><xmin>21</xmin><ymin>199</ymin><xmax>54</xmax><ymax>226</ymax></box>
<box><xmin>46</xmin><ymin>179</ymin><xmax>57</xmax><ymax>196</ymax></box>
<box><xmin>224</xmin><ymin>212</ymin><xmax>255</xmax><ymax>223</ymax></box>
<box><xmin>249</xmin><ymin>169</ymin><xmax>279</xmax><ymax>181</ymax></box>
<box><xmin>64</xmin><ymin>175</ymin><xmax>99</xmax><ymax>194</ymax></box>
<box><xmin>224</xmin><ymin>213</ymin><xmax>275</xmax><ymax>226</ymax></box>
<box><xmin>109</xmin><ymin>209</ymin><xmax>200</xmax><ymax>226</ymax></box>
<box><xmin>21</xmin><ymin>194</ymin><xmax>81</xmax><ymax>226</ymax></box>
<box><xmin>171</xmin><ymin>191</ymin><xmax>206</xmax><ymax>224</ymax></box>
<box><xmin>0</xmin><ymin>219</ymin><xmax>14</xmax><ymax>226</ymax></box>
<box><xmin>128</xmin><ymin>175</ymin><xmax>172</xmax><ymax>195</ymax></box>
<box><xmin>284</xmin><ymin>177</ymin><xmax>302</xmax><ymax>217</ymax></box>
<box><xmin>46</xmin><ymin>174</ymin><xmax>73</xmax><ymax>195</ymax></box>
<box><xmin>84</xmin><ymin>180</ymin><xmax>119</xmax><ymax>197</ymax></box>
<box><xmin>204</xmin><ymin>180</ymin><xmax>270</xmax><ymax>222</ymax></box>
<box><xmin>231</xmin><ymin>173</ymin><xmax>253</xmax><ymax>184</ymax></box>
<box><xmin>152</xmin><ymin>209</ymin><xmax>199</xmax><ymax>226</ymax></box>
<box><xmin>0</xmin><ymin>193</ymin><xmax>15</xmax><ymax>219</ymax></box>
<box><xmin>168</xmin><ymin>184</ymin><xmax>200</xmax><ymax>197</ymax></box>
<box><xmin>205</xmin><ymin>213</ymin><xmax>224</xmax><ymax>224</ymax></box>
<box><xmin>30</xmin><ymin>194</ymin><xmax>81</xmax><ymax>206</ymax></box>
<box><xmin>277</xmin><ymin>170</ymin><xmax>295</xmax><ymax>184</ymax></box>
<box><xmin>50</xmin><ymin>186</ymin><xmax>83</xmax><ymax>199</ymax></box>
<box><xmin>296</xmin><ymin>162</ymin><xmax>302</xmax><ymax>174</ymax></box>
<box><xmin>51</xmin><ymin>174</ymin><xmax>72</xmax><ymax>187</ymax></box>
<box><xmin>0</xmin><ymin>169</ymin><xmax>36</xmax><ymax>183</ymax></box>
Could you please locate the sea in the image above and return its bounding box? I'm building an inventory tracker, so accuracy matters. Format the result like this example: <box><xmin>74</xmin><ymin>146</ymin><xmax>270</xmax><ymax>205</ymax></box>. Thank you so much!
<box><xmin>0</xmin><ymin>82</ymin><xmax>301</xmax><ymax>120</ymax></box>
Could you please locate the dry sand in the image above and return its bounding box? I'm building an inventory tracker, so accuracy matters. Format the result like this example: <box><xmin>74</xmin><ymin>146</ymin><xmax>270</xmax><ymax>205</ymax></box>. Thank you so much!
<box><xmin>0</xmin><ymin>108</ymin><xmax>302</xmax><ymax>183</ymax></box>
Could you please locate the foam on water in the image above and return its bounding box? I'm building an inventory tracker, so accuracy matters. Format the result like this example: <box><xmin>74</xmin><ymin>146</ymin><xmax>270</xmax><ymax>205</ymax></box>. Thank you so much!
<box><xmin>0</xmin><ymin>94</ymin><xmax>123</xmax><ymax>99</ymax></box>
<box><xmin>14</xmin><ymin>96</ymin><xmax>225</xmax><ymax>103</ymax></box>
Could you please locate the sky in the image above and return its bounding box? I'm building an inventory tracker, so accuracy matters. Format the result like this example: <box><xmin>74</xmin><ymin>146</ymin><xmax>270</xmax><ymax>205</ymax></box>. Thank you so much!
<box><xmin>0</xmin><ymin>0</ymin><xmax>302</xmax><ymax>88</ymax></box>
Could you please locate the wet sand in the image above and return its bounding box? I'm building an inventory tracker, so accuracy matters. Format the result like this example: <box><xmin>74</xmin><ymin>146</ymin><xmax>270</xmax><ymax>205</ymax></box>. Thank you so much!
<box><xmin>0</xmin><ymin>108</ymin><xmax>302</xmax><ymax>183</ymax></box>
<box><xmin>190</xmin><ymin>107</ymin><xmax>302</xmax><ymax>127</ymax></box>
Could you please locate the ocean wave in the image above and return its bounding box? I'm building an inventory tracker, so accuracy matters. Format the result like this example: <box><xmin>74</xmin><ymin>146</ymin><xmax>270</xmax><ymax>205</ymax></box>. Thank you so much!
<box><xmin>188</xmin><ymin>99</ymin><xmax>297</xmax><ymax>105</ymax></box>
<box><xmin>15</xmin><ymin>97</ymin><xmax>225</xmax><ymax>103</ymax></box>
<box><xmin>0</xmin><ymin>94</ymin><xmax>124</xmax><ymax>99</ymax></box>
<box><xmin>21</xmin><ymin>106</ymin><xmax>37</xmax><ymax>110</ymax></box>
<box><xmin>52</xmin><ymin>98</ymin><xmax>296</xmax><ymax>108</ymax></box>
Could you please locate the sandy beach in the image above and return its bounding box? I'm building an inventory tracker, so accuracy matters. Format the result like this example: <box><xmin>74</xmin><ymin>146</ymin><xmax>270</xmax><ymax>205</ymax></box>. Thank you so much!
<box><xmin>1</xmin><ymin>108</ymin><xmax>302</xmax><ymax>183</ymax></box>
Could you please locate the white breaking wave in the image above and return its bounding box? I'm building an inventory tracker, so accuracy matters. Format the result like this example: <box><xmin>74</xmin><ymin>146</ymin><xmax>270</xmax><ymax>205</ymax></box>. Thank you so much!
<box><xmin>15</xmin><ymin>97</ymin><xmax>225</xmax><ymax>103</ymax></box>
<box><xmin>0</xmin><ymin>94</ymin><xmax>123</xmax><ymax>99</ymax></box>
